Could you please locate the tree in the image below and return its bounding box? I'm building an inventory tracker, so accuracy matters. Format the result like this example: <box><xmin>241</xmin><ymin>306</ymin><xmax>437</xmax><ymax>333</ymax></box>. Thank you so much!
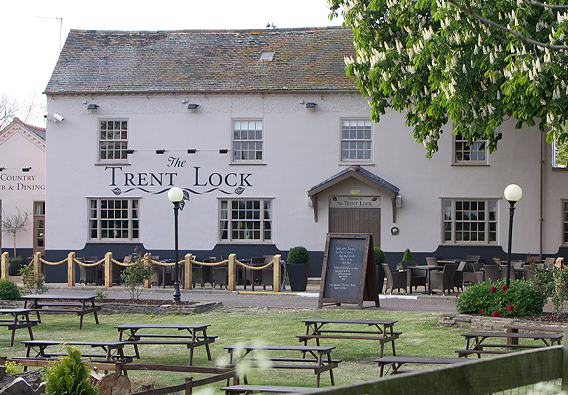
<box><xmin>2</xmin><ymin>207</ymin><xmax>30</xmax><ymax>257</ymax></box>
<box><xmin>329</xmin><ymin>0</ymin><xmax>568</xmax><ymax>157</ymax></box>
<box><xmin>0</xmin><ymin>93</ymin><xmax>45</xmax><ymax>130</ymax></box>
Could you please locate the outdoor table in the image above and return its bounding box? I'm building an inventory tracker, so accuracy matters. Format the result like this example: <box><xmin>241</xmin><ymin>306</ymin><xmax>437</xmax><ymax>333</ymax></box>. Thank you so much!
<box><xmin>115</xmin><ymin>323</ymin><xmax>216</xmax><ymax>366</ymax></box>
<box><xmin>375</xmin><ymin>355</ymin><xmax>466</xmax><ymax>376</ymax></box>
<box><xmin>408</xmin><ymin>266</ymin><xmax>443</xmax><ymax>294</ymax></box>
<box><xmin>22</xmin><ymin>340</ymin><xmax>131</xmax><ymax>363</ymax></box>
<box><xmin>457</xmin><ymin>331</ymin><xmax>564</xmax><ymax>358</ymax></box>
<box><xmin>224</xmin><ymin>343</ymin><xmax>340</xmax><ymax>387</ymax></box>
<box><xmin>297</xmin><ymin>318</ymin><xmax>400</xmax><ymax>358</ymax></box>
<box><xmin>20</xmin><ymin>294</ymin><xmax>101</xmax><ymax>329</ymax></box>
<box><xmin>0</xmin><ymin>308</ymin><xmax>37</xmax><ymax>346</ymax></box>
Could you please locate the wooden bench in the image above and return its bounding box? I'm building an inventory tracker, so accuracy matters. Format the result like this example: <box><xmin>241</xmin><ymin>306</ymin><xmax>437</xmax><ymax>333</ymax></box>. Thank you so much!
<box><xmin>298</xmin><ymin>318</ymin><xmax>400</xmax><ymax>358</ymax></box>
<box><xmin>219</xmin><ymin>384</ymin><xmax>313</xmax><ymax>394</ymax></box>
<box><xmin>20</xmin><ymin>294</ymin><xmax>101</xmax><ymax>329</ymax></box>
<box><xmin>0</xmin><ymin>309</ymin><xmax>37</xmax><ymax>346</ymax></box>
<box><xmin>22</xmin><ymin>340</ymin><xmax>133</xmax><ymax>364</ymax></box>
<box><xmin>115</xmin><ymin>323</ymin><xmax>217</xmax><ymax>366</ymax></box>
<box><xmin>225</xmin><ymin>344</ymin><xmax>340</xmax><ymax>387</ymax></box>
<box><xmin>458</xmin><ymin>331</ymin><xmax>564</xmax><ymax>358</ymax></box>
<box><xmin>504</xmin><ymin>324</ymin><xmax>566</xmax><ymax>345</ymax></box>
<box><xmin>374</xmin><ymin>356</ymin><xmax>466</xmax><ymax>376</ymax></box>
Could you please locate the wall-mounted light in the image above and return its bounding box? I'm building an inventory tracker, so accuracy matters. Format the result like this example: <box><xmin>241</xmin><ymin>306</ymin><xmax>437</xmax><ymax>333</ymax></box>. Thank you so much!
<box><xmin>125</xmin><ymin>149</ymin><xmax>135</xmax><ymax>154</ymax></box>
<box><xmin>395</xmin><ymin>194</ymin><xmax>402</xmax><ymax>208</ymax></box>
<box><xmin>305</xmin><ymin>102</ymin><xmax>317</xmax><ymax>109</ymax></box>
<box><xmin>155</xmin><ymin>149</ymin><xmax>166</xmax><ymax>154</ymax></box>
<box><xmin>219</xmin><ymin>149</ymin><xmax>229</xmax><ymax>154</ymax></box>
<box><xmin>22</xmin><ymin>167</ymin><xmax>31</xmax><ymax>172</ymax></box>
<box><xmin>0</xmin><ymin>167</ymin><xmax>5</xmax><ymax>171</ymax></box>
<box><xmin>87</xmin><ymin>104</ymin><xmax>99</xmax><ymax>110</ymax></box>
<box><xmin>187</xmin><ymin>103</ymin><xmax>199</xmax><ymax>111</ymax></box>
<box><xmin>187</xmin><ymin>149</ymin><xmax>197</xmax><ymax>154</ymax></box>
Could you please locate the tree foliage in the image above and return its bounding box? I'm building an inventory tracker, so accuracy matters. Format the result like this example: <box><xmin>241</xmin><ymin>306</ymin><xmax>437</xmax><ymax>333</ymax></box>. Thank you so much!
<box><xmin>1</xmin><ymin>207</ymin><xmax>30</xmax><ymax>258</ymax></box>
<box><xmin>329</xmin><ymin>0</ymin><xmax>568</xmax><ymax>157</ymax></box>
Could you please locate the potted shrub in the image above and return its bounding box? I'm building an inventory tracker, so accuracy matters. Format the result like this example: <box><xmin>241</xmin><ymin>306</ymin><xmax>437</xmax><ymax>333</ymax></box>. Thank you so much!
<box><xmin>374</xmin><ymin>247</ymin><xmax>386</xmax><ymax>293</ymax></box>
<box><xmin>286</xmin><ymin>246</ymin><xmax>310</xmax><ymax>292</ymax></box>
<box><xmin>8</xmin><ymin>256</ymin><xmax>24</xmax><ymax>276</ymax></box>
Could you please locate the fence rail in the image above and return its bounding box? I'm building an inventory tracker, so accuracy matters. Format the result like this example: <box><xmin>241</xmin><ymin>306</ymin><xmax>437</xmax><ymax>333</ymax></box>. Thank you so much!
<box><xmin>0</xmin><ymin>251</ymin><xmax>282</xmax><ymax>292</ymax></box>
<box><xmin>299</xmin><ymin>344</ymin><xmax>567</xmax><ymax>395</ymax></box>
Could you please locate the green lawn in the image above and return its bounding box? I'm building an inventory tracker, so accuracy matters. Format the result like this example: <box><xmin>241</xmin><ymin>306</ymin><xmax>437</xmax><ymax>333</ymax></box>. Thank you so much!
<box><xmin>2</xmin><ymin>307</ymin><xmax>466</xmax><ymax>392</ymax></box>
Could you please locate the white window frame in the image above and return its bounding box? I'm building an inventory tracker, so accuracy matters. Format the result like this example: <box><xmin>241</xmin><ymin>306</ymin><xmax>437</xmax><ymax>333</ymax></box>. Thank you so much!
<box><xmin>442</xmin><ymin>198</ymin><xmax>497</xmax><ymax>245</ymax></box>
<box><xmin>552</xmin><ymin>140</ymin><xmax>568</xmax><ymax>169</ymax></box>
<box><xmin>340</xmin><ymin>119</ymin><xmax>373</xmax><ymax>163</ymax></box>
<box><xmin>219</xmin><ymin>198</ymin><xmax>273</xmax><ymax>243</ymax></box>
<box><xmin>98</xmin><ymin>119</ymin><xmax>129</xmax><ymax>164</ymax></box>
<box><xmin>453</xmin><ymin>133</ymin><xmax>488</xmax><ymax>165</ymax></box>
<box><xmin>89</xmin><ymin>198</ymin><xmax>139</xmax><ymax>242</ymax></box>
<box><xmin>232</xmin><ymin>120</ymin><xmax>264</xmax><ymax>163</ymax></box>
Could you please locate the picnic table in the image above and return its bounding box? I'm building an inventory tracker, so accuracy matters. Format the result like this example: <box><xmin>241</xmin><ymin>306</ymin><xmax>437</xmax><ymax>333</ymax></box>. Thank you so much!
<box><xmin>115</xmin><ymin>323</ymin><xmax>216</xmax><ymax>366</ymax></box>
<box><xmin>297</xmin><ymin>318</ymin><xmax>400</xmax><ymax>358</ymax></box>
<box><xmin>0</xmin><ymin>308</ymin><xmax>37</xmax><ymax>346</ymax></box>
<box><xmin>20</xmin><ymin>294</ymin><xmax>101</xmax><ymax>329</ymax></box>
<box><xmin>456</xmin><ymin>331</ymin><xmax>564</xmax><ymax>357</ymax></box>
<box><xmin>21</xmin><ymin>340</ymin><xmax>132</xmax><ymax>364</ymax></box>
<box><xmin>375</xmin><ymin>355</ymin><xmax>465</xmax><ymax>376</ymax></box>
<box><xmin>224</xmin><ymin>344</ymin><xmax>340</xmax><ymax>387</ymax></box>
<box><xmin>504</xmin><ymin>324</ymin><xmax>566</xmax><ymax>345</ymax></box>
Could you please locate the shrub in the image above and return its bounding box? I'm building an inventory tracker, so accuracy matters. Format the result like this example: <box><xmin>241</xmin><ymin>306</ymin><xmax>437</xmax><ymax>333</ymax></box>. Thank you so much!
<box><xmin>0</xmin><ymin>278</ymin><xmax>20</xmax><ymax>299</ymax></box>
<box><xmin>374</xmin><ymin>248</ymin><xmax>385</xmax><ymax>265</ymax></box>
<box><xmin>287</xmin><ymin>246</ymin><xmax>310</xmax><ymax>264</ymax></box>
<box><xmin>19</xmin><ymin>263</ymin><xmax>47</xmax><ymax>294</ymax></box>
<box><xmin>402</xmin><ymin>248</ymin><xmax>412</xmax><ymax>262</ymax></box>
<box><xmin>455</xmin><ymin>279</ymin><xmax>546</xmax><ymax>317</ymax></box>
<box><xmin>121</xmin><ymin>249</ymin><xmax>151</xmax><ymax>301</ymax></box>
<box><xmin>526</xmin><ymin>265</ymin><xmax>568</xmax><ymax>316</ymax></box>
<box><xmin>45</xmin><ymin>346</ymin><xmax>96</xmax><ymax>395</ymax></box>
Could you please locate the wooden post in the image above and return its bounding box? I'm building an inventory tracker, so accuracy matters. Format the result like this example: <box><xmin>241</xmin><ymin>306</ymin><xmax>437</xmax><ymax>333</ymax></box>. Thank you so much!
<box><xmin>33</xmin><ymin>252</ymin><xmax>41</xmax><ymax>282</ymax></box>
<box><xmin>105</xmin><ymin>252</ymin><xmax>112</xmax><ymax>288</ymax></box>
<box><xmin>0</xmin><ymin>252</ymin><xmax>8</xmax><ymax>279</ymax></box>
<box><xmin>563</xmin><ymin>329</ymin><xmax>568</xmax><ymax>392</ymax></box>
<box><xmin>273</xmin><ymin>254</ymin><xmax>282</xmax><ymax>292</ymax></box>
<box><xmin>184</xmin><ymin>377</ymin><xmax>193</xmax><ymax>395</ymax></box>
<box><xmin>68</xmin><ymin>252</ymin><xmax>76</xmax><ymax>287</ymax></box>
<box><xmin>184</xmin><ymin>254</ymin><xmax>192</xmax><ymax>290</ymax></box>
<box><xmin>228</xmin><ymin>254</ymin><xmax>236</xmax><ymax>291</ymax></box>
<box><xmin>143</xmin><ymin>253</ymin><xmax>151</xmax><ymax>289</ymax></box>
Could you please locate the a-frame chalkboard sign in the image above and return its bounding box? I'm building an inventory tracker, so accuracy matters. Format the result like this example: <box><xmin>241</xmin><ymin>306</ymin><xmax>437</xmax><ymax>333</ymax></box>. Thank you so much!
<box><xmin>318</xmin><ymin>233</ymin><xmax>379</xmax><ymax>309</ymax></box>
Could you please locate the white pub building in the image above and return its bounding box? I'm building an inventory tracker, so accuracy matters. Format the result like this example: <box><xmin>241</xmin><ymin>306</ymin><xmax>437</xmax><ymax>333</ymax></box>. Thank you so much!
<box><xmin>42</xmin><ymin>26</ymin><xmax>568</xmax><ymax>281</ymax></box>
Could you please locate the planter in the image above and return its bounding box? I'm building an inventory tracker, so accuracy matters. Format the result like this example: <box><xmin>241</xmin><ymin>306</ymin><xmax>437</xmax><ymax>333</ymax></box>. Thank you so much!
<box><xmin>8</xmin><ymin>259</ymin><xmax>23</xmax><ymax>276</ymax></box>
<box><xmin>287</xmin><ymin>263</ymin><xmax>309</xmax><ymax>292</ymax></box>
<box><xmin>375</xmin><ymin>264</ymin><xmax>385</xmax><ymax>294</ymax></box>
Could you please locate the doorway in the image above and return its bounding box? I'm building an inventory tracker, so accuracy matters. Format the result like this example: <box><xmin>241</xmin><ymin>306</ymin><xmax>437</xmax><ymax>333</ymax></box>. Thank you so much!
<box><xmin>33</xmin><ymin>201</ymin><xmax>45</xmax><ymax>255</ymax></box>
<box><xmin>329</xmin><ymin>207</ymin><xmax>381</xmax><ymax>248</ymax></box>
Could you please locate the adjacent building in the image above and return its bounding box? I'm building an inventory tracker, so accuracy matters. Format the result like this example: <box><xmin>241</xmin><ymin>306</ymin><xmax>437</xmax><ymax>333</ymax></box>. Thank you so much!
<box><xmin>0</xmin><ymin>118</ymin><xmax>46</xmax><ymax>259</ymax></box>
<box><xmin>42</xmin><ymin>26</ymin><xmax>568</xmax><ymax>281</ymax></box>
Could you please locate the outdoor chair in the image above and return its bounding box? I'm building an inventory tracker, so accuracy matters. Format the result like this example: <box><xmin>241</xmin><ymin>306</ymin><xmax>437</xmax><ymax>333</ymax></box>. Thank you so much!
<box><xmin>382</xmin><ymin>263</ymin><xmax>407</xmax><ymax>294</ymax></box>
<box><xmin>544</xmin><ymin>257</ymin><xmax>556</xmax><ymax>269</ymax></box>
<box><xmin>262</xmin><ymin>256</ymin><xmax>285</xmax><ymax>291</ymax></box>
<box><xmin>466</xmin><ymin>255</ymin><xmax>481</xmax><ymax>263</ymax></box>
<box><xmin>248</xmin><ymin>257</ymin><xmax>265</xmax><ymax>288</ymax></box>
<box><xmin>483</xmin><ymin>264</ymin><xmax>501</xmax><ymax>282</ymax></box>
<box><xmin>453</xmin><ymin>261</ymin><xmax>466</xmax><ymax>292</ymax></box>
<box><xmin>429</xmin><ymin>264</ymin><xmax>458</xmax><ymax>295</ymax></box>
<box><xmin>463</xmin><ymin>263</ymin><xmax>484</xmax><ymax>284</ymax></box>
<box><xmin>192</xmin><ymin>260</ymin><xmax>213</xmax><ymax>288</ymax></box>
<box><xmin>212</xmin><ymin>264</ymin><xmax>228</xmax><ymax>289</ymax></box>
<box><xmin>425</xmin><ymin>257</ymin><xmax>439</xmax><ymax>266</ymax></box>
<box><xmin>82</xmin><ymin>256</ymin><xmax>101</xmax><ymax>285</ymax></box>
<box><xmin>555</xmin><ymin>257</ymin><xmax>566</xmax><ymax>269</ymax></box>
<box><xmin>492</xmin><ymin>257</ymin><xmax>503</xmax><ymax>265</ymax></box>
<box><xmin>401</xmin><ymin>260</ymin><xmax>426</xmax><ymax>293</ymax></box>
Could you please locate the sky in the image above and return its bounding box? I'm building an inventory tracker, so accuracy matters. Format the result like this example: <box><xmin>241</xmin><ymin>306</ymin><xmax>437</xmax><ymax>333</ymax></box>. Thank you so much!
<box><xmin>1</xmin><ymin>0</ymin><xmax>343</xmax><ymax>126</ymax></box>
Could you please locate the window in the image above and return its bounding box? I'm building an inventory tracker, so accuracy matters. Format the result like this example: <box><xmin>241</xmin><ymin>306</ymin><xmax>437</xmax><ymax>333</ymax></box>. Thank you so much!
<box><xmin>99</xmin><ymin>120</ymin><xmax>128</xmax><ymax>162</ymax></box>
<box><xmin>341</xmin><ymin>120</ymin><xmax>372</xmax><ymax>162</ymax></box>
<box><xmin>454</xmin><ymin>133</ymin><xmax>487</xmax><ymax>164</ymax></box>
<box><xmin>552</xmin><ymin>140</ymin><xmax>568</xmax><ymax>168</ymax></box>
<box><xmin>89</xmin><ymin>198</ymin><xmax>139</xmax><ymax>241</ymax></box>
<box><xmin>563</xmin><ymin>202</ymin><xmax>568</xmax><ymax>244</ymax></box>
<box><xmin>233</xmin><ymin>120</ymin><xmax>263</xmax><ymax>162</ymax></box>
<box><xmin>220</xmin><ymin>199</ymin><xmax>272</xmax><ymax>242</ymax></box>
<box><xmin>443</xmin><ymin>199</ymin><xmax>497</xmax><ymax>244</ymax></box>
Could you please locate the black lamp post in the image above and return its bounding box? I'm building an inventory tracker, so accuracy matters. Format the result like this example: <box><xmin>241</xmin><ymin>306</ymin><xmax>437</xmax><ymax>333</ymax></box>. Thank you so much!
<box><xmin>504</xmin><ymin>184</ymin><xmax>522</xmax><ymax>288</ymax></box>
<box><xmin>168</xmin><ymin>186</ymin><xmax>184</xmax><ymax>303</ymax></box>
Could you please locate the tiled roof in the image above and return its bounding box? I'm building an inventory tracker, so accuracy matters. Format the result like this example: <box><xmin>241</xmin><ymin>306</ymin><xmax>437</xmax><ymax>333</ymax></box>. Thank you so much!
<box><xmin>45</xmin><ymin>27</ymin><xmax>357</xmax><ymax>94</ymax></box>
<box><xmin>1</xmin><ymin>118</ymin><xmax>46</xmax><ymax>141</ymax></box>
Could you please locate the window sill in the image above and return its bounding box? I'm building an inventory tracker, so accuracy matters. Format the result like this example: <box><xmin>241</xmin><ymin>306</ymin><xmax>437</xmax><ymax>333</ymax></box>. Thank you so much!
<box><xmin>229</xmin><ymin>162</ymin><xmax>266</xmax><ymax>166</ymax></box>
<box><xmin>88</xmin><ymin>240</ymin><xmax>139</xmax><ymax>244</ymax></box>
<box><xmin>95</xmin><ymin>161</ymin><xmax>131</xmax><ymax>166</ymax></box>
<box><xmin>338</xmin><ymin>162</ymin><xmax>375</xmax><ymax>166</ymax></box>
<box><xmin>451</xmin><ymin>163</ymin><xmax>490</xmax><ymax>167</ymax></box>
<box><xmin>217</xmin><ymin>241</ymin><xmax>272</xmax><ymax>244</ymax></box>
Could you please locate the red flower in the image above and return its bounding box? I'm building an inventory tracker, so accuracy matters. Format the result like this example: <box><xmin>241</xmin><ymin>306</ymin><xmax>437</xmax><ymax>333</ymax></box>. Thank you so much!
<box><xmin>490</xmin><ymin>286</ymin><xmax>497</xmax><ymax>292</ymax></box>
<box><xmin>508</xmin><ymin>305</ymin><xmax>514</xmax><ymax>311</ymax></box>
<box><xmin>493</xmin><ymin>311</ymin><xmax>500</xmax><ymax>317</ymax></box>
<box><xmin>502</xmin><ymin>285</ymin><xmax>508</xmax><ymax>291</ymax></box>
<box><xmin>479</xmin><ymin>310</ymin><xmax>483</xmax><ymax>314</ymax></box>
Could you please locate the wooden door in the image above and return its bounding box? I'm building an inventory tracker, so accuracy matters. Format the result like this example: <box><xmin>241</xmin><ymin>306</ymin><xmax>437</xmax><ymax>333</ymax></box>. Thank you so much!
<box><xmin>329</xmin><ymin>208</ymin><xmax>381</xmax><ymax>248</ymax></box>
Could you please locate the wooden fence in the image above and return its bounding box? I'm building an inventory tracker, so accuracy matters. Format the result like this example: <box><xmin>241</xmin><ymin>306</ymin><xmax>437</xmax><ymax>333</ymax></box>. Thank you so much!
<box><xmin>0</xmin><ymin>251</ymin><xmax>282</xmax><ymax>292</ymax></box>
<box><xmin>299</xmin><ymin>343</ymin><xmax>567</xmax><ymax>395</ymax></box>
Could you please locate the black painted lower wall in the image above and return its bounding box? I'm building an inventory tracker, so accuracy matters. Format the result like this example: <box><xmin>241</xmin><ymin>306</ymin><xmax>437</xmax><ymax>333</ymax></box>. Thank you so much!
<box><xmin>33</xmin><ymin>244</ymin><xmax>568</xmax><ymax>284</ymax></box>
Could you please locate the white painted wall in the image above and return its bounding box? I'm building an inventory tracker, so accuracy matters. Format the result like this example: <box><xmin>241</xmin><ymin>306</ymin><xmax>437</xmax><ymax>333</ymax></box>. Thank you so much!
<box><xmin>45</xmin><ymin>92</ymin><xmax>568</xmax><ymax>256</ymax></box>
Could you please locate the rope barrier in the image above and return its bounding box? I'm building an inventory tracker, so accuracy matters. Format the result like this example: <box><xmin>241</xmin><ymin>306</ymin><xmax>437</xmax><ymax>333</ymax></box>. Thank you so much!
<box><xmin>147</xmin><ymin>258</ymin><xmax>182</xmax><ymax>266</ymax></box>
<box><xmin>190</xmin><ymin>259</ymin><xmax>228</xmax><ymax>267</ymax></box>
<box><xmin>39</xmin><ymin>257</ymin><xmax>68</xmax><ymax>266</ymax></box>
<box><xmin>235</xmin><ymin>260</ymin><xmax>273</xmax><ymax>270</ymax></box>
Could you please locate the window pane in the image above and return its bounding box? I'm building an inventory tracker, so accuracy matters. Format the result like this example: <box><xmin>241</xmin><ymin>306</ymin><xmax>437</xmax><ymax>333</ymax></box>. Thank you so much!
<box><xmin>233</xmin><ymin>120</ymin><xmax>263</xmax><ymax>161</ymax></box>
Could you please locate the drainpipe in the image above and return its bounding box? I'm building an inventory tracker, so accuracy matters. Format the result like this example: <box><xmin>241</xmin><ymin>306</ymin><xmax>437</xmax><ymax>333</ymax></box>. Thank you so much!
<box><xmin>539</xmin><ymin>129</ymin><xmax>545</xmax><ymax>260</ymax></box>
